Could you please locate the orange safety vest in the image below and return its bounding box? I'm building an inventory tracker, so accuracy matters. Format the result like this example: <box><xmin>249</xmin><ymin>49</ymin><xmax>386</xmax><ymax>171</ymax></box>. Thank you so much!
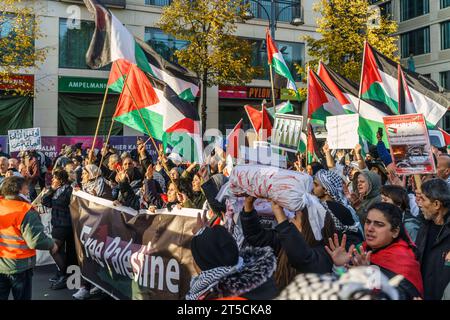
<box><xmin>0</xmin><ymin>199</ymin><xmax>35</xmax><ymax>259</ymax></box>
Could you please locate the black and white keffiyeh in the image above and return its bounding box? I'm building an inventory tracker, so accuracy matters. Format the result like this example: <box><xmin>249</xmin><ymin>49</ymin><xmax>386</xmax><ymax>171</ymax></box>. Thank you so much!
<box><xmin>186</xmin><ymin>246</ymin><xmax>276</xmax><ymax>300</ymax></box>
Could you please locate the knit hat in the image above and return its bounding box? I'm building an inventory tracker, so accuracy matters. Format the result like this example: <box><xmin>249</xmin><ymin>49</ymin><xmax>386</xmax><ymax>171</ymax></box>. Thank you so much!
<box><xmin>190</xmin><ymin>225</ymin><xmax>239</xmax><ymax>271</ymax></box>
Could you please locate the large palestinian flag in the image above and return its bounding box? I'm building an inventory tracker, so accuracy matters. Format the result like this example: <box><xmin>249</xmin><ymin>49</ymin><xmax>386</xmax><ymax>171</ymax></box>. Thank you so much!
<box><xmin>360</xmin><ymin>42</ymin><xmax>449</xmax><ymax>126</ymax></box>
<box><xmin>307</xmin><ymin>69</ymin><xmax>346</xmax><ymax>124</ymax></box>
<box><xmin>244</xmin><ymin>105</ymin><xmax>273</xmax><ymax>139</ymax></box>
<box><xmin>317</xmin><ymin>62</ymin><xmax>391</xmax><ymax>146</ymax></box>
<box><xmin>266</xmin><ymin>100</ymin><xmax>294</xmax><ymax>116</ymax></box>
<box><xmin>113</xmin><ymin>64</ymin><xmax>202</xmax><ymax>162</ymax></box>
<box><xmin>83</xmin><ymin>0</ymin><xmax>199</xmax><ymax>102</ymax></box>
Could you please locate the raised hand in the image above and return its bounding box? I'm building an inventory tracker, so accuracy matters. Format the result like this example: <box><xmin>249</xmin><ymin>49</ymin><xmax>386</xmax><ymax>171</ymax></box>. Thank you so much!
<box><xmin>323</xmin><ymin>142</ymin><xmax>330</xmax><ymax>154</ymax></box>
<box><xmin>192</xmin><ymin>211</ymin><xmax>208</xmax><ymax>235</ymax></box>
<box><xmin>324</xmin><ymin>233</ymin><xmax>355</xmax><ymax>267</ymax></box>
<box><xmin>351</xmin><ymin>248</ymin><xmax>372</xmax><ymax>266</ymax></box>
<box><xmin>354</xmin><ymin>143</ymin><xmax>362</xmax><ymax>155</ymax></box>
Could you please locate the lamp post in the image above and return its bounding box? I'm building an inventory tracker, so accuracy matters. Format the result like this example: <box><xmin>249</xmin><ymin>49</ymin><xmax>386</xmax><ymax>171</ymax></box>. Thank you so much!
<box><xmin>242</xmin><ymin>0</ymin><xmax>304</xmax><ymax>40</ymax></box>
<box><xmin>242</xmin><ymin>0</ymin><xmax>303</xmax><ymax>117</ymax></box>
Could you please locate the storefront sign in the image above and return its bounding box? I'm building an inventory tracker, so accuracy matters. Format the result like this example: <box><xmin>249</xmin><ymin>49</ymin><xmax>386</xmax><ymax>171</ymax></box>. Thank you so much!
<box><xmin>219</xmin><ymin>85</ymin><xmax>301</xmax><ymax>101</ymax></box>
<box><xmin>0</xmin><ymin>74</ymin><xmax>34</xmax><ymax>92</ymax></box>
<box><xmin>58</xmin><ymin>76</ymin><xmax>109</xmax><ymax>94</ymax></box>
<box><xmin>248</xmin><ymin>86</ymin><xmax>280</xmax><ymax>99</ymax></box>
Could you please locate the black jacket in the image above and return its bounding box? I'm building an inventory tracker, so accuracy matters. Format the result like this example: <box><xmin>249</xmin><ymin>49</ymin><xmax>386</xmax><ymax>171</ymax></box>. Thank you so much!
<box><xmin>42</xmin><ymin>185</ymin><xmax>73</xmax><ymax>228</ymax></box>
<box><xmin>415</xmin><ymin>212</ymin><xmax>450</xmax><ymax>300</ymax></box>
<box><xmin>240</xmin><ymin>209</ymin><xmax>333</xmax><ymax>274</ymax></box>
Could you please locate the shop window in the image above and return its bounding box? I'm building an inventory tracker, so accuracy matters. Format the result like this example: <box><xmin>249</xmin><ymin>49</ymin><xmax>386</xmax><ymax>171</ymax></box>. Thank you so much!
<box><xmin>145</xmin><ymin>0</ymin><xmax>171</xmax><ymax>5</ymax></box>
<box><xmin>59</xmin><ymin>18</ymin><xmax>110</xmax><ymax>70</ymax></box>
<box><xmin>0</xmin><ymin>13</ymin><xmax>34</xmax><ymax>66</ymax></box>
<box><xmin>248</xmin><ymin>38</ymin><xmax>304</xmax><ymax>81</ymax></box>
<box><xmin>442</xmin><ymin>0</ymin><xmax>450</xmax><ymax>9</ymax></box>
<box><xmin>401</xmin><ymin>27</ymin><xmax>430</xmax><ymax>58</ymax></box>
<box><xmin>144</xmin><ymin>27</ymin><xmax>188</xmax><ymax>64</ymax></box>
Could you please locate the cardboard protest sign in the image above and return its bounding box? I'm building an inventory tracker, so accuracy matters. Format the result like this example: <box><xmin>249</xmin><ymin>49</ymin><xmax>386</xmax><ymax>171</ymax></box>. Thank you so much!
<box><xmin>271</xmin><ymin>114</ymin><xmax>303</xmax><ymax>153</ymax></box>
<box><xmin>70</xmin><ymin>191</ymin><xmax>198</xmax><ymax>300</ymax></box>
<box><xmin>8</xmin><ymin>128</ymin><xmax>41</xmax><ymax>152</ymax></box>
<box><xmin>383</xmin><ymin>114</ymin><xmax>435</xmax><ymax>175</ymax></box>
<box><xmin>325</xmin><ymin>114</ymin><xmax>359</xmax><ymax>149</ymax></box>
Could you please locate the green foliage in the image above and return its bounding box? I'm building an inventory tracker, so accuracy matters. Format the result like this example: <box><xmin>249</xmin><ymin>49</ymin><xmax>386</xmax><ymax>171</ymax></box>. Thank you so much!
<box><xmin>304</xmin><ymin>0</ymin><xmax>398</xmax><ymax>82</ymax></box>
<box><xmin>0</xmin><ymin>0</ymin><xmax>47</xmax><ymax>96</ymax></box>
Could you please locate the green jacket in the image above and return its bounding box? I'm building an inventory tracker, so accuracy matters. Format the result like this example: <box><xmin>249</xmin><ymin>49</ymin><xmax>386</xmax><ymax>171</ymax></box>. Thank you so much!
<box><xmin>0</xmin><ymin>197</ymin><xmax>55</xmax><ymax>275</ymax></box>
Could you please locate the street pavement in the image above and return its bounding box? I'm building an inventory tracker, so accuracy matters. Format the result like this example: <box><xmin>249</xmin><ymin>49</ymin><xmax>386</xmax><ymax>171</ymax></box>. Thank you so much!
<box><xmin>25</xmin><ymin>264</ymin><xmax>112</xmax><ymax>300</ymax></box>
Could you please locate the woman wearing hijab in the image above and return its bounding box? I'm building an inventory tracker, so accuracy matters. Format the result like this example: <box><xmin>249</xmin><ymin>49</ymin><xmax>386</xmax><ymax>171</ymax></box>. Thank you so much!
<box><xmin>81</xmin><ymin>164</ymin><xmax>113</xmax><ymax>200</ymax></box>
<box><xmin>325</xmin><ymin>202</ymin><xmax>423</xmax><ymax>300</ymax></box>
<box><xmin>313</xmin><ymin>169</ymin><xmax>364</xmax><ymax>247</ymax></box>
<box><xmin>350</xmin><ymin>171</ymin><xmax>382</xmax><ymax>221</ymax></box>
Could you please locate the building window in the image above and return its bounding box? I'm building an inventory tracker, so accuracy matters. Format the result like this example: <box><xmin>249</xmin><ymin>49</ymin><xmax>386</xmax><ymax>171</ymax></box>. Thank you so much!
<box><xmin>144</xmin><ymin>27</ymin><xmax>188</xmax><ymax>64</ymax></box>
<box><xmin>442</xmin><ymin>0</ymin><xmax>450</xmax><ymax>9</ymax></box>
<box><xmin>401</xmin><ymin>27</ymin><xmax>430</xmax><ymax>58</ymax></box>
<box><xmin>249</xmin><ymin>38</ymin><xmax>304</xmax><ymax>81</ymax></box>
<box><xmin>248</xmin><ymin>0</ymin><xmax>300</xmax><ymax>23</ymax></box>
<box><xmin>0</xmin><ymin>13</ymin><xmax>34</xmax><ymax>66</ymax></box>
<box><xmin>145</xmin><ymin>0</ymin><xmax>171</xmax><ymax>6</ymax></box>
<box><xmin>422</xmin><ymin>73</ymin><xmax>431</xmax><ymax>78</ymax></box>
<box><xmin>59</xmin><ymin>19</ymin><xmax>109</xmax><ymax>70</ymax></box>
<box><xmin>379</xmin><ymin>1</ymin><xmax>393</xmax><ymax>19</ymax></box>
<box><xmin>400</xmin><ymin>0</ymin><xmax>429</xmax><ymax>21</ymax></box>
<box><xmin>442</xmin><ymin>21</ymin><xmax>450</xmax><ymax>50</ymax></box>
<box><xmin>441</xmin><ymin>71</ymin><xmax>450</xmax><ymax>90</ymax></box>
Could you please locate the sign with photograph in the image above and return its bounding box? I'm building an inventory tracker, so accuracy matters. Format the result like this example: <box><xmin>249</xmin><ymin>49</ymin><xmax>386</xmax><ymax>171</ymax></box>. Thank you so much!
<box><xmin>326</xmin><ymin>114</ymin><xmax>360</xmax><ymax>149</ymax></box>
<box><xmin>8</xmin><ymin>127</ymin><xmax>41</xmax><ymax>152</ymax></box>
<box><xmin>271</xmin><ymin>114</ymin><xmax>303</xmax><ymax>153</ymax></box>
<box><xmin>383</xmin><ymin>114</ymin><xmax>435</xmax><ymax>175</ymax></box>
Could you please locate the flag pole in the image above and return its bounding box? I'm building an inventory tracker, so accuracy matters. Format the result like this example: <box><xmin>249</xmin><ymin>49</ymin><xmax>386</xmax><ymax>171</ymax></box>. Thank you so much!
<box><xmin>269</xmin><ymin>64</ymin><xmax>277</xmax><ymax>114</ymax></box>
<box><xmin>357</xmin><ymin>40</ymin><xmax>367</xmax><ymax>114</ymax></box>
<box><xmin>98</xmin><ymin>119</ymin><xmax>115</xmax><ymax>170</ymax></box>
<box><xmin>114</xmin><ymin>61</ymin><xmax>180</xmax><ymax>192</ymax></box>
<box><xmin>90</xmin><ymin>83</ymin><xmax>110</xmax><ymax>155</ymax></box>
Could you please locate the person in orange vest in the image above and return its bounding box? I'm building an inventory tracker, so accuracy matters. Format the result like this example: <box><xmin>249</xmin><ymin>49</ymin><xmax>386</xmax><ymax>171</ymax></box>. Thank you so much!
<box><xmin>0</xmin><ymin>176</ymin><xmax>58</xmax><ymax>300</ymax></box>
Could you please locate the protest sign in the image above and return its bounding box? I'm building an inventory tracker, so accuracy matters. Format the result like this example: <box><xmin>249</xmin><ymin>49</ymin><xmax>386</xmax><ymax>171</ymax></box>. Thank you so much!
<box><xmin>383</xmin><ymin>114</ymin><xmax>435</xmax><ymax>175</ymax></box>
<box><xmin>271</xmin><ymin>114</ymin><xmax>303</xmax><ymax>153</ymax></box>
<box><xmin>70</xmin><ymin>191</ymin><xmax>197</xmax><ymax>300</ymax></box>
<box><xmin>325</xmin><ymin>114</ymin><xmax>359</xmax><ymax>150</ymax></box>
<box><xmin>8</xmin><ymin>128</ymin><xmax>41</xmax><ymax>152</ymax></box>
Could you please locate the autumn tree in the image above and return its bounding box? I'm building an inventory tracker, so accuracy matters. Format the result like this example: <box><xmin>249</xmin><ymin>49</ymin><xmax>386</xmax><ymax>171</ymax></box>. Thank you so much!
<box><xmin>157</xmin><ymin>0</ymin><xmax>260</xmax><ymax>131</ymax></box>
<box><xmin>304</xmin><ymin>0</ymin><xmax>398</xmax><ymax>82</ymax></box>
<box><xmin>0</xmin><ymin>0</ymin><xmax>47</xmax><ymax>96</ymax></box>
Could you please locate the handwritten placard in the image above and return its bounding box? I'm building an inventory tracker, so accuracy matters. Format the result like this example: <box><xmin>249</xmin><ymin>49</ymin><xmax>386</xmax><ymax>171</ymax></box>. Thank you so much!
<box><xmin>326</xmin><ymin>114</ymin><xmax>359</xmax><ymax>149</ymax></box>
<box><xmin>8</xmin><ymin>128</ymin><xmax>42</xmax><ymax>152</ymax></box>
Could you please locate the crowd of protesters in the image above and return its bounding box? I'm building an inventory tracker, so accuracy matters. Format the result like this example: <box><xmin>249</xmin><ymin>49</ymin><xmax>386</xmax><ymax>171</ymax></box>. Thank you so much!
<box><xmin>0</xmin><ymin>131</ymin><xmax>449</xmax><ymax>301</ymax></box>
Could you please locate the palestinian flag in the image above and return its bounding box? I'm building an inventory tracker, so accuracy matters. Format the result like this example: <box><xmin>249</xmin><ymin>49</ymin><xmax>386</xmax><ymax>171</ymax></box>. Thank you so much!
<box><xmin>317</xmin><ymin>62</ymin><xmax>391</xmax><ymax>146</ymax></box>
<box><xmin>107</xmin><ymin>59</ymin><xmax>132</xmax><ymax>93</ymax></box>
<box><xmin>398</xmin><ymin>64</ymin><xmax>414</xmax><ymax>115</ymax></box>
<box><xmin>307</xmin><ymin>69</ymin><xmax>345</xmax><ymax>124</ymax></box>
<box><xmin>266</xmin><ymin>100</ymin><xmax>294</xmax><ymax>116</ymax></box>
<box><xmin>83</xmin><ymin>0</ymin><xmax>199</xmax><ymax>102</ymax></box>
<box><xmin>113</xmin><ymin>64</ymin><xmax>202</xmax><ymax>162</ymax></box>
<box><xmin>387</xmin><ymin>127</ymin><xmax>398</xmax><ymax>134</ymax></box>
<box><xmin>361</xmin><ymin>42</ymin><xmax>449</xmax><ymax>126</ymax></box>
<box><xmin>244</xmin><ymin>105</ymin><xmax>273</xmax><ymax>139</ymax></box>
<box><xmin>226</xmin><ymin>119</ymin><xmax>243</xmax><ymax>159</ymax></box>
<box><xmin>438</xmin><ymin>127</ymin><xmax>450</xmax><ymax>146</ymax></box>
<box><xmin>306</xmin><ymin>123</ymin><xmax>324</xmax><ymax>165</ymax></box>
<box><xmin>266</xmin><ymin>29</ymin><xmax>297</xmax><ymax>93</ymax></box>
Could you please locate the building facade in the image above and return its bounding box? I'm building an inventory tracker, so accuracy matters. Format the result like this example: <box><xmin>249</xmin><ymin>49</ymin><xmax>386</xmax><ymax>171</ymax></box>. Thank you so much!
<box><xmin>0</xmin><ymin>0</ymin><xmax>320</xmax><ymax>138</ymax></box>
<box><xmin>371</xmin><ymin>0</ymin><xmax>450</xmax><ymax>130</ymax></box>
